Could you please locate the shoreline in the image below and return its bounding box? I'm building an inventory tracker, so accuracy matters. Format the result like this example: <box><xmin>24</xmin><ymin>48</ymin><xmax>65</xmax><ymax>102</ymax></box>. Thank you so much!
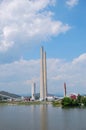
<box><xmin>0</xmin><ymin>101</ymin><xmax>52</xmax><ymax>106</ymax></box>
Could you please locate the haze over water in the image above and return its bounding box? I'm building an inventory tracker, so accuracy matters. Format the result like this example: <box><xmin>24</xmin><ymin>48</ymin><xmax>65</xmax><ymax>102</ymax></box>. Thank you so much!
<box><xmin>0</xmin><ymin>105</ymin><xmax>86</xmax><ymax>130</ymax></box>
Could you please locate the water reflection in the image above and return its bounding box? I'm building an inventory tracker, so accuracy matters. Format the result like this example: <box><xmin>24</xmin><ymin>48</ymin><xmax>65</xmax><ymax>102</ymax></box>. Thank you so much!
<box><xmin>0</xmin><ymin>105</ymin><xmax>86</xmax><ymax>130</ymax></box>
<box><xmin>40</xmin><ymin>105</ymin><xmax>48</xmax><ymax>130</ymax></box>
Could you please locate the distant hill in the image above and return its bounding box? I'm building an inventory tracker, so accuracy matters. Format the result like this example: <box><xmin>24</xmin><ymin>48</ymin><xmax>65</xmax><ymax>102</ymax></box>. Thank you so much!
<box><xmin>0</xmin><ymin>91</ymin><xmax>21</xmax><ymax>99</ymax></box>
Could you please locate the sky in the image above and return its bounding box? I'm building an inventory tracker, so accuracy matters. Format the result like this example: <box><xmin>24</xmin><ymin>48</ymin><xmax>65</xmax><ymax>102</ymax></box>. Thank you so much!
<box><xmin>0</xmin><ymin>0</ymin><xmax>86</xmax><ymax>96</ymax></box>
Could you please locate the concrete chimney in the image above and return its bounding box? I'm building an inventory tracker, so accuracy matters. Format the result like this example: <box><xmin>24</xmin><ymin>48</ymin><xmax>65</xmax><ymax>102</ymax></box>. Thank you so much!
<box><xmin>64</xmin><ymin>82</ymin><xmax>66</xmax><ymax>97</ymax></box>
<box><xmin>40</xmin><ymin>46</ymin><xmax>48</xmax><ymax>100</ymax></box>
<box><xmin>40</xmin><ymin>47</ymin><xmax>44</xmax><ymax>100</ymax></box>
<box><xmin>32</xmin><ymin>82</ymin><xmax>36</xmax><ymax>100</ymax></box>
<box><xmin>44</xmin><ymin>51</ymin><xmax>47</xmax><ymax>99</ymax></box>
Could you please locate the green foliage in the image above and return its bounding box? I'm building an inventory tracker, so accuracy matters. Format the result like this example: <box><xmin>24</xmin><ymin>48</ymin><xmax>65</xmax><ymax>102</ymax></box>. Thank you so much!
<box><xmin>61</xmin><ymin>96</ymin><xmax>86</xmax><ymax>108</ymax></box>
<box><xmin>82</xmin><ymin>97</ymin><xmax>86</xmax><ymax>106</ymax></box>
<box><xmin>61</xmin><ymin>97</ymin><xmax>79</xmax><ymax>107</ymax></box>
<box><xmin>52</xmin><ymin>101</ymin><xmax>61</xmax><ymax>106</ymax></box>
<box><xmin>52</xmin><ymin>95</ymin><xmax>86</xmax><ymax>108</ymax></box>
<box><xmin>77</xmin><ymin>95</ymin><xmax>82</xmax><ymax>104</ymax></box>
<box><xmin>61</xmin><ymin>97</ymin><xmax>72</xmax><ymax>107</ymax></box>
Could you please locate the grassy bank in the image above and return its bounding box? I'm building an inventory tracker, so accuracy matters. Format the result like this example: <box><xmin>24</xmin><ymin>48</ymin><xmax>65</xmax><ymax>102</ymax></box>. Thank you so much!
<box><xmin>0</xmin><ymin>100</ymin><xmax>52</xmax><ymax>106</ymax></box>
<box><xmin>52</xmin><ymin>100</ymin><xmax>62</xmax><ymax>107</ymax></box>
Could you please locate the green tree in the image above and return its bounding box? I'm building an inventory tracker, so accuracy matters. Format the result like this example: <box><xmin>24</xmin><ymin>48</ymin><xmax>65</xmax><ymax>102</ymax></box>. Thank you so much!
<box><xmin>61</xmin><ymin>97</ymin><xmax>72</xmax><ymax>107</ymax></box>
<box><xmin>61</xmin><ymin>97</ymin><xmax>79</xmax><ymax>107</ymax></box>
<box><xmin>82</xmin><ymin>97</ymin><xmax>86</xmax><ymax>106</ymax></box>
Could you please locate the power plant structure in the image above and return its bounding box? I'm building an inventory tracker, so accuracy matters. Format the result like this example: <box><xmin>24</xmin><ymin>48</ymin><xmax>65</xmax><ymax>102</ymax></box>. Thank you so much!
<box><xmin>40</xmin><ymin>46</ymin><xmax>47</xmax><ymax>100</ymax></box>
<box><xmin>32</xmin><ymin>82</ymin><xmax>36</xmax><ymax>100</ymax></box>
<box><xmin>64</xmin><ymin>82</ymin><xmax>67</xmax><ymax>97</ymax></box>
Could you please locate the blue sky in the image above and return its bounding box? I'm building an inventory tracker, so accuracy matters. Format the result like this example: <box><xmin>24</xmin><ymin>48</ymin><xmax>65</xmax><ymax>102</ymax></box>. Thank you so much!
<box><xmin>0</xmin><ymin>0</ymin><xmax>86</xmax><ymax>96</ymax></box>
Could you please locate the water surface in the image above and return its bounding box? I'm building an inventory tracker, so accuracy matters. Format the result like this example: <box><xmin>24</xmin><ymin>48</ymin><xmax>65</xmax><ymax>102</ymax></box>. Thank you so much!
<box><xmin>0</xmin><ymin>104</ymin><xmax>86</xmax><ymax>130</ymax></box>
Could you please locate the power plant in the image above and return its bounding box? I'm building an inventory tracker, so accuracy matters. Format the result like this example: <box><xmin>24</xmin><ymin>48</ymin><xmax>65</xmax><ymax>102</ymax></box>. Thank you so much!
<box><xmin>31</xmin><ymin>47</ymin><xmax>67</xmax><ymax>101</ymax></box>
<box><xmin>31</xmin><ymin>46</ymin><xmax>48</xmax><ymax>101</ymax></box>
<box><xmin>40</xmin><ymin>46</ymin><xmax>47</xmax><ymax>100</ymax></box>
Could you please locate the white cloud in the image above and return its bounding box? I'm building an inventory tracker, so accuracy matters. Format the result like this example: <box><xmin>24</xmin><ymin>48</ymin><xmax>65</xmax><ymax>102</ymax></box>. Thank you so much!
<box><xmin>66</xmin><ymin>0</ymin><xmax>79</xmax><ymax>8</ymax></box>
<box><xmin>72</xmin><ymin>53</ymin><xmax>86</xmax><ymax>64</ymax></box>
<box><xmin>0</xmin><ymin>53</ymin><xmax>86</xmax><ymax>95</ymax></box>
<box><xmin>0</xmin><ymin>0</ymin><xmax>70</xmax><ymax>52</ymax></box>
<box><xmin>0</xmin><ymin>40</ymin><xmax>14</xmax><ymax>52</ymax></box>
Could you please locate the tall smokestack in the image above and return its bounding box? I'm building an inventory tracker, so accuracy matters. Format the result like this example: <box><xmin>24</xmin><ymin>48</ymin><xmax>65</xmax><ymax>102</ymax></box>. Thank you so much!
<box><xmin>40</xmin><ymin>46</ymin><xmax>48</xmax><ymax>100</ymax></box>
<box><xmin>64</xmin><ymin>82</ymin><xmax>66</xmax><ymax>97</ymax></box>
<box><xmin>40</xmin><ymin>47</ymin><xmax>44</xmax><ymax>100</ymax></box>
<box><xmin>44</xmin><ymin>51</ymin><xmax>47</xmax><ymax>99</ymax></box>
<box><xmin>32</xmin><ymin>82</ymin><xmax>36</xmax><ymax>100</ymax></box>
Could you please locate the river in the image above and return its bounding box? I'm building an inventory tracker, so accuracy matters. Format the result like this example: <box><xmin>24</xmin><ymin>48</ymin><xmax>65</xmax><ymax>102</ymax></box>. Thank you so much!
<box><xmin>0</xmin><ymin>104</ymin><xmax>86</xmax><ymax>130</ymax></box>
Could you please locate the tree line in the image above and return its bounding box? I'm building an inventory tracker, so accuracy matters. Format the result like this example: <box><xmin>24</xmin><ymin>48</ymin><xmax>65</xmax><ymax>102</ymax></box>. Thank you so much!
<box><xmin>52</xmin><ymin>95</ymin><xmax>86</xmax><ymax>108</ymax></box>
<box><xmin>62</xmin><ymin>95</ymin><xmax>86</xmax><ymax>107</ymax></box>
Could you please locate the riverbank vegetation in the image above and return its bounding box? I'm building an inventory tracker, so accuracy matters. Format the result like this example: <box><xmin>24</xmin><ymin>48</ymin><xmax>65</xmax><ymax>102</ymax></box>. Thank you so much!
<box><xmin>52</xmin><ymin>100</ymin><xmax>62</xmax><ymax>107</ymax></box>
<box><xmin>0</xmin><ymin>100</ymin><xmax>52</xmax><ymax>106</ymax></box>
<box><xmin>1</xmin><ymin>95</ymin><xmax>86</xmax><ymax>108</ymax></box>
<box><xmin>52</xmin><ymin>95</ymin><xmax>86</xmax><ymax>108</ymax></box>
<box><xmin>61</xmin><ymin>95</ymin><xmax>86</xmax><ymax>107</ymax></box>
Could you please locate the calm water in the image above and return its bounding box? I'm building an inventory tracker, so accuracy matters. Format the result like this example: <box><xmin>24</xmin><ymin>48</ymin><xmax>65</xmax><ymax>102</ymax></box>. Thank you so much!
<box><xmin>0</xmin><ymin>104</ymin><xmax>86</xmax><ymax>130</ymax></box>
